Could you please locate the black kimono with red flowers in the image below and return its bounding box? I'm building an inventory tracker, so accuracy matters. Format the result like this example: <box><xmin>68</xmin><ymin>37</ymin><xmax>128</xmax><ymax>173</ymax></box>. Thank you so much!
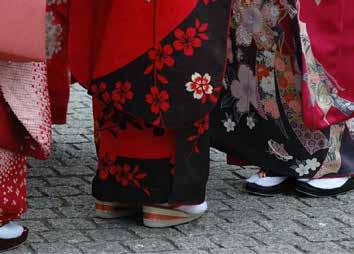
<box><xmin>68</xmin><ymin>0</ymin><xmax>232</xmax><ymax>204</ymax></box>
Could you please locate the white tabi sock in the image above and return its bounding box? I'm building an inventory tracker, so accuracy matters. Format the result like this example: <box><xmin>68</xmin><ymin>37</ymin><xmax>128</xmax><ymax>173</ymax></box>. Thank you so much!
<box><xmin>158</xmin><ymin>201</ymin><xmax>208</xmax><ymax>214</ymax></box>
<box><xmin>0</xmin><ymin>221</ymin><xmax>24</xmax><ymax>239</ymax></box>
<box><xmin>300</xmin><ymin>177</ymin><xmax>350</xmax><ymax>190</ymax></box>
<box><xmin>247</xmin><ymin>174</ymin><xmax>287</xmax><ymax>187</ymax></box>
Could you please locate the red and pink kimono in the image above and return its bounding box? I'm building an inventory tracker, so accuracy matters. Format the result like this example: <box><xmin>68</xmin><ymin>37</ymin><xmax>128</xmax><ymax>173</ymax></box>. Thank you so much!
<box><xmin>0</xmin><ymin>1</ymin><xmax>69</xmax><ymax>224</ymax></box>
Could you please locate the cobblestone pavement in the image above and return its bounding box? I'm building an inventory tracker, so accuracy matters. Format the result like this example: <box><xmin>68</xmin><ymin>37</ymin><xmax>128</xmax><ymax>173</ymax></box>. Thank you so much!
<box><xmin>9</xmin><ymin>85</ymin><xmax>354</xmax><ymax>254</ymax></box>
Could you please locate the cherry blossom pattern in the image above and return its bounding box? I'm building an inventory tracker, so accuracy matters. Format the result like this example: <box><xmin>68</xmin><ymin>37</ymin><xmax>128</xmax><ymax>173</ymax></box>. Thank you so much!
<box><xmin>186</xmin><ymin>72</ymin><xmax>220</xmax><ymax>104</ymax></box>
<box><xmin>173</xmin><ymin>19</ymin><xmax>209</xmax><ymax>56</ymax></box>
<box><xmin>112</xmin><ymin>81</ymin><xmax>134</xmax><ymax>111</ymax></box>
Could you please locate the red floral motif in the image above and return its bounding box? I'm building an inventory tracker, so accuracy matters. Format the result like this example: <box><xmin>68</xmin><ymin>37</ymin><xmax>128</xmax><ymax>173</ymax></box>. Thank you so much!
<box><xmin>145</xmin><ymin>44</ymin><xmax>175</xmax><ymax>74</ymax></box>
<box><xmin>91</xmin><ymin>82</ymin><xmax>111</xmax><ymax>103</ymax></box>
<box><xmin>112</xmin><ymin>81</ymin><xmax>134</xmax><ymax>110</ymax></box>
<box><xmin>173</xmin><ymin>19</ymin><xmax>208</xmax><ymax>56</ymax></box>
<box><xmin>193</xmin><ymin>115</ymin><xmax>209</xmax><ymax>135</ymax></box>
<box><xmin>187</xmin><ymin>114</ymin><xmax>210</xmax><ymax>153</ymax></box>
<box><xmin>98</xmin><ymin>154</ymin><xmax>150</xmax><ymax>196</ymax></box>
<box><xmin>145</xmin><ymin>86</ymin><xmax>170</xmax><ymax>114</ymax></box>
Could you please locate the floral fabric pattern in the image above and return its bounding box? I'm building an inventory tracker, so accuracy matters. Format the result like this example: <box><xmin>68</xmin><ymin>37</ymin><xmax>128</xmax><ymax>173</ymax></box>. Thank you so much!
<box><xmin>210</xmin><ymin>0</ymin><xmax>354</xmax><ymax>179</ymax></box>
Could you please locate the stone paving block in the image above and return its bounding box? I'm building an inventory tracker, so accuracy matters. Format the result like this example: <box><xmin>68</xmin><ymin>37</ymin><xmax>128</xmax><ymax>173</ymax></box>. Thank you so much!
<box><xmin>22</xmin><ymin>208</ymin><xmax>60</xmax><ymax>220</ymax></box>
<box><xmin>47</xmin><ymin>218</ymin><xmax>97</xmax><ymax>230</ymax></box>
<box><xmin>26</xmin><ymin>232</ymin><xmax>45</xmax><ymax>243</ymax></box>
<box><xmin>206</xmin><ymin>200</ymin><xmax>231</xmax><ymax>212</ymax></box>
<box><xmin>55</xmin><ymin>166</ymin><xmax>95</xmax><ymax>176</ymax></box>
<box><xmin>40</xmin><ymin>186</ymin><xmax>82</xmax><ymax>197</ymax></box>
<box><xmin>218</xmin><ymin>209</ymin><xmax>266</xmax><ymax>224</ymax></box>
<box><xmin>6</xmin><ymin>245</ymin><xmax>32</xmax><ymax>254</ymax></box>
<box><xmin>57</xmin><ymin>205</ymin><xmax>96</xmax><ymax>218</ymax></box>
<box><xmin>27</xmin><ymin>178</ymin><xmax>48</xmax><ymax>188</ymax></box>
<box><xmin>31</xmin><ymin>243</ymin><xmax>82</xmax><ymax>254</ymax></box>
<box><xmin>93</xmin><ymin>217</ymin><xmax>141</xmax><ymax>229</ymax></box>
<box><xmin>46</xmin><ymin>177</ymin><xmax>88</xmax><ymax>187</ymax></box>
<box><xmin>257</xmin><ymin>219</ymin><xmax>304</xmax><ymax>233</ymax></box>
<box><xmin>209</xmin><ymin>233</ymin><xmax>258</xmax><ymax>248</ymax></box>
<box><xmin>78</xmin><ymin>241</ymin><xmax>128</xmax><ymax>254</ymax></box>
<box><xmin>297</xmin><ymin>229</ymin><xmax>351</xmax><ymax>242</ymax></box>
<box><xmin>28</xmin><ymin>167</ymin><xmax>58</xmax><ymax>177</ymax></box>
<box><xmin>338</xmin><ymin>240</ymin><xmax>354</xmax><ymax>252</ymax></box>
<box><xmin>63</xmin><ymin>195</ymin><xmax>95</xmax><ymax>206</ymax></box>
<box><xmin>55</xmin><ymin>135</ymin><xmax>91</xmax><ymax>144</ymax></box>
<box><xmin>295</xmin><ymin>217</ymin><xmax>346</xmax><ymax>230</ymax></box>
<box><xmin>143</xmin><ymin>251</ymin><xmax>209</xmax><ymax>254</ymax></box>
<box><xmin>300</xmin><ymin>207</ymin><xmax>346</xmax><ymax>218</ymax></box>
<box><xmin>218</xmin><ymin>221</ymin><xmax>267</xmax><ymax>234</ymax></box>
<box><xmin>258</xmin><ymin>195</ymin><xmax>308</xmax><ymax>210</ymax></box>
<box><xmin>298</xmin><ymin>197</ymin><xmax>347</xmax><ymax>208</ymax></box>
<box><xmin>253</xmin><ymin>244</ymin><xmax>302</xmax><ymax>254</ymax></box>
<box><xmin>28</xmin><ymin>158</ymin><xmax>63</xmax><ymax>168</ymax></box>
<box><xmin>252</xmin><ymin>231</ymin><xmax>305</xmax><ymax>246</ymax></box>
<box><xmin>87</xmin><ymin>228</ymin><xmax>137</xmax><ymax>242</ymax></box>
<box><xmin>214</xmin><ymin>249</ymin><xmax>256</xmax><ymax>254</ymax></box>
<box><xmin>261</xmin><ymin>208</ymin><xmax>308</xmax><ymax>220</ymax></box>
<box><xmin>28</xmin><ymin>197</ymin><xmax>64</xmax><ymax>209</ymax></box>
<box><xmin>40</xmin><ymin>229</ymin><xmax>90</xmax><ymax>243</ymax></box>
<box><xmin>297</xmin><ymin>242</ymin><xmax>350</xmax><ymax>254</ymax></box>
<box><xmin>21</xmin><ymin>220</ymin><xmax>50</xmax><ymax>232</ymax></box>
<box><xmin>27</xmin><ymin>188</ymin><xmax>44</xmax><ymax>198</ymax></box>
<box><xmin>124</xmin><ymin>238</ymin><xmax>176</xmax><ymax>253</ymax></box>
<box><xmin>206</xmin><ymin>190</ymin><xmax>232</xmax><ymax>200</ymax></box>
<box><xmin>129</xmin><ymin>226</ymin><xmax>182</xmax><ymax>239</ymax></box>
<box><xmin>222</xmin><ymin>196</ymin><xmax>269</xmax><ymax>211</ymax></box>
<box><xmin>168</xmin><ymin>236</ymin><xmax>219</xmax><ymax>250</ymax></box>
<box><xmin>175</xmin><ymin>219</ymin><xmax>225</xmax><ymax>237</ymax></box>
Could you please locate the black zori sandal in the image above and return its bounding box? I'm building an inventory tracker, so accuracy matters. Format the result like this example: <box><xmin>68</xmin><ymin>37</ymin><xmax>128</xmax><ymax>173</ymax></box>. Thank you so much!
<box><xmin>244</xmin><ymin>171</ymin><xmax>295</xmax><ymax>197</ymax></box>
<box><xmin>245</xmin><ymin>178</ymin><xmax>295</xmax><ymax>197</ymax></box>
<box><xmin>295</xmin><ymin>177</ymin><xmax>354</xmax><ymax>197</ymax></box>
<box><xmin>0</xmin><ymin>225</ymin><xmax>28</xmax><ymax>252</ymax></box>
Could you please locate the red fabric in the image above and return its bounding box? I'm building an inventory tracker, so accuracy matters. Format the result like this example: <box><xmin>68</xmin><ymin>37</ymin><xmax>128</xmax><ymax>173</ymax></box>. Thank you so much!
<box><xmin>47</xmin><ymin>2</ymin><xmax>70</xmax><ymax>124</ymax></box>
<box><xmin>299</xmin><ymin>0</ymin><xmax>354</xmax><ymax>129</ymax></box>
<box><xmin>69</xmin><ymin>0</ymin><xmax>198</xmax><ymax>85</ymax></box>
<box><xmin>0</xmin><ymin>96</ymin><xmax>27</xmax><ymax>224</ymax></box>
<box><xmin>93</xmin><ymin>98</ymin><xmax>175</xmax><ymax>159</ymax></box>
<box><xmin>0</xmin><ymin>154</ymin><xmax>27</xmax><ymax>224</ymax></box>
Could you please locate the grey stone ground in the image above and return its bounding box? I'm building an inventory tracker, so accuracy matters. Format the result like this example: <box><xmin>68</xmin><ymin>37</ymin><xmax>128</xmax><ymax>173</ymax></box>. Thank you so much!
<box><xmin>9</xmin><ymin>84</ymin><xmax>354</xmax><ymax>254</ymax></box>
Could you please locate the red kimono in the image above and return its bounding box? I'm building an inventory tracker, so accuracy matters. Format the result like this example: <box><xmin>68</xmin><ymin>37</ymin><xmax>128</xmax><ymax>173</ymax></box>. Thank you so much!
<box><xmin>67</xmin><ymin>0</ymin><xmax>233</xmax><ymax>204</ymax></box>
<box><xmin>298</xmin><ymin>0</ymin><xmax>354</xmax><ymax>129</ymax></box>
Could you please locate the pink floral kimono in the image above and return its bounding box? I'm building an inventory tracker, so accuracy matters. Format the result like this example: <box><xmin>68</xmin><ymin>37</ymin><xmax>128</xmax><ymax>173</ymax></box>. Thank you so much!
<box><xmin>298</xmin><ymin>0</ymin><xmax>354</xmax><ymax>129</ymax></box>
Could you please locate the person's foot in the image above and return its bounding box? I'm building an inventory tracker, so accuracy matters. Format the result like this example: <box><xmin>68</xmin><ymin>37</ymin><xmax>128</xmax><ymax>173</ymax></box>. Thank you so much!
<box><xmin>95</xmin><ymin>200</ymin><xmax>141</xmax><ymax>219</ymax></box>
<box><xmin>245</xmin><ymin>173</ymin><xmax>294</xmax><ymax>196</ymax></box>
<box><xmin>143</xmin><ymin>201</ymin><xmax>207</xmax><ymax>228</ymax></box>
<box><xmin>0</xmin><ymin>221</ymin><xmax>28</xmax><ymax>252</ymax></box>
<box><xmin>296</xmin><ymin>177</ymin><xmax>354</xmax><ymax>197</ymax></box>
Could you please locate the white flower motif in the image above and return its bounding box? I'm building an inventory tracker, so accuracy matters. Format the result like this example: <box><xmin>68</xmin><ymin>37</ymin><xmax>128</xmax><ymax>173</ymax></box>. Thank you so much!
<box><xmin>260</xmin><ymin>76</ymin><xmax>275</xmax><ymax>94</ymax></box>
<box><xmin>186</xmin><ymin>73</ymin><xmax>213</xmax><ymax>100</ymax></box>
<box><xmin>305</xmin><ymin>158</ymin><xmax>321</xmax><ymax>171</ymax></box>
<box><xmin>295</xmin><ymin>164</ymin><xmax>310</xmax><ymax>177</ymax></box>
<box><xmin>246</xmin><ymin>116</ymin><xmax>255</xmax><ymax>130</ymax></box>
<box><xmin>223</xmin><ymin>118</ymin><xmax>236</xmax><ymax>132</ymax></box>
